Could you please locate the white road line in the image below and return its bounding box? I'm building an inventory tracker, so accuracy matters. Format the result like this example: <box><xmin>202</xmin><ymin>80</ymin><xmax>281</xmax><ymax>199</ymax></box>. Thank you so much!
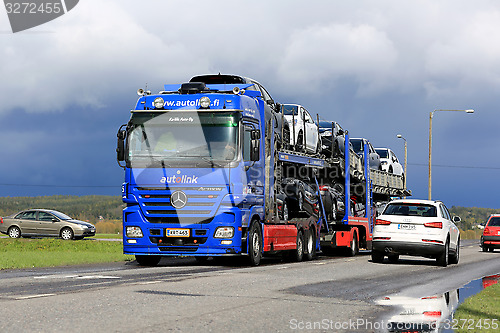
<box><xmin>34</xmin><ymin>274</ymin><xmax>120</xmax><ymax>280</ymax></box>
<box><xmin>16</xmin><ymin>294</ymin><xmax>56</xmax><ymax>300</ymax></box>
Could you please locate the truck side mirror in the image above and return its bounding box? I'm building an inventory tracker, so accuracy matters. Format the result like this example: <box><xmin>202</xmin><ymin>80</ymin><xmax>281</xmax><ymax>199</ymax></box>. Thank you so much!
<box><xmin>250</xmin><ymin>139</ymin><xmax>260</xmax><ymax>161</ymax></box>
<box><xmin>116</xmin><ymin>128</ymin><xmax>126</xmax><ymax>162</ymax></box>
<box><xmin>251</xmin><ymin>130</ymin><xmax>261</xmax><ymax>140</ymax></box>
<box><xmin>452</xmin><ymin>216</ymin><xmax>461</xmax><ymax>223</ymax></box>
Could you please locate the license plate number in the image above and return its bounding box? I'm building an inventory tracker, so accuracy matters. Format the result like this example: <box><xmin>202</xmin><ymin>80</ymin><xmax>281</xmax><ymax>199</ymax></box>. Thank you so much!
<box><xmin>166</xmin><ymin>228</ymin><xmax>190</xmax><ymax>237</ymax></box>
<box><xmin>398</xmin><ymin>224</ymin><xmax>416</xmax><ymax>231</ymax></box>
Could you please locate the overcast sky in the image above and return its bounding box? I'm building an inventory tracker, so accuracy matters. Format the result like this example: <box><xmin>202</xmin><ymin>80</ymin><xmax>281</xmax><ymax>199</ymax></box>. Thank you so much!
<box><xmin>1</xmin><ymin>0</ymin><xmax>499</xmax><ymax>208</ymax></box>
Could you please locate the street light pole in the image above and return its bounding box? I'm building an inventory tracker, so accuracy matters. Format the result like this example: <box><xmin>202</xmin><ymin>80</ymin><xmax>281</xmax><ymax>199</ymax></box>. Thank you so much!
<box><xmin>397</xmin><ymin>134</ymin><xmax>407</xmax><ymax>196</ymax></box>
<box><xmin>428</xmin><ymin>109</ymin><xmax>474</xmax><ymax>200</ymax></box>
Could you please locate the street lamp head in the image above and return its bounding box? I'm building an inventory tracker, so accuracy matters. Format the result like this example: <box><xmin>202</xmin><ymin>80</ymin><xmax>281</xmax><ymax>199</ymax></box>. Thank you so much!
<box><xmin>465</xmin><ymin>109</ymin><xmax>474</xmax><ymax>113</ymax></box>
<box><xmin>397</xmin><ymin>134</ymin><xmax>402</xmax><ymax>138</ymax></box>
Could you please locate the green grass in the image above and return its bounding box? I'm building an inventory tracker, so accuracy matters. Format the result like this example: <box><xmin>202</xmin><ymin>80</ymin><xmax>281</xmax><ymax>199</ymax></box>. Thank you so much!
<box><xmin>92</xmin><ymin>233</ymin><xmax>122</xmax><ymax>239</ymax></box>
<box><xmin>454</xmin><ymin>283</ymin><xmax>500</xmax><ymax>333</ymax></box>
<box><xmin>0</xmin><ymin>238</ymin><xmax>133</xmax><ymax>270</ymax></box>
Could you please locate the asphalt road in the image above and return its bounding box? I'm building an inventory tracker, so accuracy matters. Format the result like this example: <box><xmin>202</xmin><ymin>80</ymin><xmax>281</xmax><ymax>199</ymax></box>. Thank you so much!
<box><xmin>1</xmin><ymin>240</ymin><xmax>499</xmax><ymax>332</ymax></box>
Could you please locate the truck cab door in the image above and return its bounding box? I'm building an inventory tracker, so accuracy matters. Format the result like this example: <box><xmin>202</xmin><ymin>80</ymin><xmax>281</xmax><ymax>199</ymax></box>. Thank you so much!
<box><xmin>243</xmin><ymin>124</ymin><xmax>263</xmax><ymax>196</ymax></box>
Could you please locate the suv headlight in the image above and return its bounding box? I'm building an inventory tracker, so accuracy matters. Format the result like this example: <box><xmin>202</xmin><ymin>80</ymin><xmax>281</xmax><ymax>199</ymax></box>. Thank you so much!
<box><xmin>126</xmin><ymin>226</ymin><xmax>143</xmax><ymax>238</ymax></box>
<box><xmin>214</xmin><ymin>227</ymin><xmax>234</xmax><ymax>239</ymax></box>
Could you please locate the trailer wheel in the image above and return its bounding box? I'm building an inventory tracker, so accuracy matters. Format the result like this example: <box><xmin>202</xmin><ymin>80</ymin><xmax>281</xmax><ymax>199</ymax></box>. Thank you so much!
<box><xmin>304</xmin><ymin>228</ymin><xmax>316</xmax><ymax>260</ymax></box>
<box><xmin>347</xmin><ymin>233</ymin><xmax>358</xmax><ymax>257</ymax></box>
<box><xmin>292</xmin><ymin>230</ymin><xmax>305</xmax><ymax>262</ymax></box>
<box><xmin>371</xmin><ymin>250</ymin><xmax>384</xmax><ymax>263</ymax></box>
<box><xmin>248</xmin><ymin>223</ymin><xmax>262</xmax><ymax>266</ymax></box>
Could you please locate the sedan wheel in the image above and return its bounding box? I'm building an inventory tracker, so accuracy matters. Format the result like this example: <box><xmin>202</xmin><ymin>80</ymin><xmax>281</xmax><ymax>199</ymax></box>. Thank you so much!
<box><xmin>60</xmin><ymin>228</ymin><xmax>74</xmax><ymax>240</ymax></box>
<box><xmin>8</xmin><ymin>226</ymin><xmax>21</xmax><ymax>239</ymax></box>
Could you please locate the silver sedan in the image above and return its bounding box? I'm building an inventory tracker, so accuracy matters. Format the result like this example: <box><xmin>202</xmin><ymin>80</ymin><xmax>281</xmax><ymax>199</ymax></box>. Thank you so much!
<box><xmin>0</xmin><ymin>209</ymin><xmax>96</xmax><ymax>240</ymax></box>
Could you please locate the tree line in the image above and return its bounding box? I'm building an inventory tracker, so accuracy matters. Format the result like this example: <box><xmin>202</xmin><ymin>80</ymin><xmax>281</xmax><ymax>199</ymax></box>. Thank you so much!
<box><xmin>0</xmin><ymin>195</ymin><xmax>124</xmax><ymax>222</ymax></box>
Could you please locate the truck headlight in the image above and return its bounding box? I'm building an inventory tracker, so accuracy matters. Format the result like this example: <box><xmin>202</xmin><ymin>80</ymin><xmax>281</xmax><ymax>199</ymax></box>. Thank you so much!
<box><xmin>214</xmin><ymin>227</ymin><xmax>234</xmax><ymax>238</ymax></box>
<box><xmin>153</xmin><ymin>97</ymin><xmax>164</xmax><ymax>109</ymax></box>
<box><xmin>126</xmin><ymin>226</ymin><xmax>143</xmax><ymax>238</ymax></box>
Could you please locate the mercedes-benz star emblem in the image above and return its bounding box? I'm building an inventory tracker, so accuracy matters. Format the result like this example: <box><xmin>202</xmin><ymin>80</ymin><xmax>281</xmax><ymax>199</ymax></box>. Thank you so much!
<box><xmin>170</xmin><ymin>191</ymin><xmax>188</xmax><ymax>209</ymax></box>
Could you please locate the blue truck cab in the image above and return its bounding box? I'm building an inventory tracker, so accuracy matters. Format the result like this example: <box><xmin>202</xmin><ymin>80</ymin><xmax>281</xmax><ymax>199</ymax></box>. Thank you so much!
<box><xmin>117</xmin><ymin>75</ymin><xmax>284</xmax><ymax>265</ymax></box>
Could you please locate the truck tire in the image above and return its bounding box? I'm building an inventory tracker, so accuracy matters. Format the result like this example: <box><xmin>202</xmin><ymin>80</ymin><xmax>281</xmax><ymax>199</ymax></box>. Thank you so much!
<box><xmin>292</xmin><ymin>230</ymin><xmax>304</xmax><ymax>262</ymax></box>
<box><xmin>436</xmin><ymin>239</ymin><xmax>449</xmax><ymax>267</ymax></box>
<box><xmin>371</xmin><ymin>250</ymin><xmax>384</xmax><ymax>263</ymax></box>
<box><xmin>304</xmin><ymin>228</ymin><xmax>316</xmax><ymax>261</ymax></box>
<box><xmin>135</xmin><ymin>255</ymin><xmax>161</xmax><ymax>266</ymax></box>
<box><xmin>248</xmin><ymin>223</ymin><xmax>262</xmax><ymax>266</ymax></box>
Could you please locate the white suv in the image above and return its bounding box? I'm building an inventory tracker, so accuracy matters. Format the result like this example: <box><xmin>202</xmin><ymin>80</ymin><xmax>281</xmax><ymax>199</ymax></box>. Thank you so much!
<box><xmin>282</xmin><ymin>104</ymin><xmax>320</xmax><ymax>154</ymax></box>
<box><xmin>372</xmin><ymin>199</ymin><xmax>460</xmax><ymax>267</ymax></box>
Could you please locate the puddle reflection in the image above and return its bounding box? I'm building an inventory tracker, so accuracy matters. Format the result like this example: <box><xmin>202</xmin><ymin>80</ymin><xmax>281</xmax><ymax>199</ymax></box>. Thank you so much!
<box><xmin>377</xmin><ymin>274</ymin><xmax>500</xmax><ymax>332</ymax></box>
<box><xmin>377</xmin><ymin>290</ymin><xmax>459</xmax><ymax>332</ymax></box>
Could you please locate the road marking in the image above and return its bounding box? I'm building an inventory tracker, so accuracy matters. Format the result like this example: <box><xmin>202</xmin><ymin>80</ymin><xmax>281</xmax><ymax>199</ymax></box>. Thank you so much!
<box><xmin>136</xmin><ymin>280</ymin><xmax>163</xmax><ymax>285</ymax></box>
<box><xmin>16</xmin><ymin>294</ymin><xmax>56</xmax><ymax>300</ymax></box>
<box><xmin>314</xmin><ymin>262</ymin><xmax>327</xmax><ymax>265</ymax></box>
<box><xmin>34</xmin><ymin>274</ymin><xmax>120</xmax><ymax>280</ymax></box>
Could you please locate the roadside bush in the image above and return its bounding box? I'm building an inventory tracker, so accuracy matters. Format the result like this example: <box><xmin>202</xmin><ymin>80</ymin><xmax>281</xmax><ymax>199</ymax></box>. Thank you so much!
<box><xmin>94</xmin><ymin>220</ymin><xmax>122</xmax><ymax>234</ymax></box>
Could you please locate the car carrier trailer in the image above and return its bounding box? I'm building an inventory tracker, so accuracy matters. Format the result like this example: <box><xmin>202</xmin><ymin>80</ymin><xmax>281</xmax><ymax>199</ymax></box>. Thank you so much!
<box><xmin>116</xmin><ymin>74</ymin><xmax>410</xmax><ymax>266</ymax></box>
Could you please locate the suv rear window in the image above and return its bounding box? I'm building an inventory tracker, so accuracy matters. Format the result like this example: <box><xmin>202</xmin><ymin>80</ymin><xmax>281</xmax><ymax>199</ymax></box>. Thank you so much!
<box><xmin>383</xmin><ymin>204</ymin><xmax>437</xmax><ymax>217</ymax></box>
<box><xmin>488</xmin><ymin>217</ymin><xmax>500</xmax><ymax>227</ymax></box>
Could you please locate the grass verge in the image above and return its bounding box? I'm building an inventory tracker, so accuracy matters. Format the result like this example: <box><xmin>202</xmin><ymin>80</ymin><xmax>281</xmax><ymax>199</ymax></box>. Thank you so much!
<box><xmin>454</xmin><ymin>282</ymin><xmax>500</xmax><ymax>333</ymax></box>
<box><xmin>0</xmin><ymin>238</ymin><xmax>133</xmax><ymax>270</ymax></box>
<box><xmin>92</xmin><ymin>233</ymin><xmax>122</xmax><ymax>239</ymax></box>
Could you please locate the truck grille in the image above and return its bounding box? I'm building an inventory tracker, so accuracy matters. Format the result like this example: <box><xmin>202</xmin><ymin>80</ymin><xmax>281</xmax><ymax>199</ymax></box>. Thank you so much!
<box><xmin>134</xmin><ymin>186</ymin><xmax>225</xmax><ymax>224</ymax></box>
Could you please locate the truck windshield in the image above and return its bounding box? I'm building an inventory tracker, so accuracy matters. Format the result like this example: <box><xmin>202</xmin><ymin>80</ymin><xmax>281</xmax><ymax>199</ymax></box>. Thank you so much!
<box><xmin>127</xmin><ymin>112</ymin><xmax>240</xmax><ymax>168</ymax></box>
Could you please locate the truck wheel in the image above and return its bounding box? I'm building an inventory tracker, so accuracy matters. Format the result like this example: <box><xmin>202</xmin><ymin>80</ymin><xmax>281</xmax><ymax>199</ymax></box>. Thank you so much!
<box><xmin>293</xmin><ymin>230</ymin><xmax>305</xmax><ymax>262</ymax></box>
<box><xmin>371</xmin><ymin>250</ymin><xmax>384</xmax><ymax>263</ymax></box>
<box><xmin>482</xmin><ymin>246</ymin><xmax>488</xmax><ymax>252</ymax></box>
<box><xmin>304</xmin><ymin>229</ymin><xmax>316</xmax><ymax>260</ymax></box>
<box><xmin>136</xmin><ymin>255</ymin><xmax>161</xmax><ymax>266</ymax></box>
<box><xmin>248</xmin><ymin>223</ymin><xmax>262</xmax><ymax>266</ymax></box>
<box><xmin>437</xmin><ymin>239</ymin><xmax>449</xmax><ymax>267</ymax></box>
